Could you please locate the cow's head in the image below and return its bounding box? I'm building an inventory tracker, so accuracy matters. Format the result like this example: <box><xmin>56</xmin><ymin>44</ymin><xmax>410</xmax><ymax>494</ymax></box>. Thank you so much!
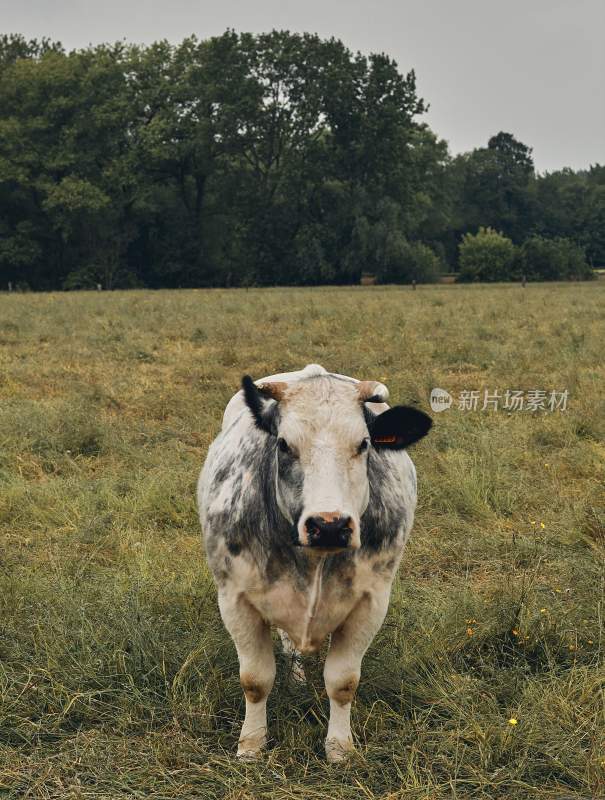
<box><xmin>242</xmin><ymin>374</ymin><xmax>431</xmax><ymax>554</ymax></box>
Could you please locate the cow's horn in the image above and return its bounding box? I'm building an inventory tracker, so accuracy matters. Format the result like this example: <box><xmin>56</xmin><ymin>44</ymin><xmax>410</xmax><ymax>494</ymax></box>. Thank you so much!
<box><xmin>256</xmin><ymin>381</ymin><xmax>288</xmax><ymax>401</ymax></box>
<box><xmin>357</xmin><ymin>380</ymin><xmax>389</xmax><ymax>403</ymax></box>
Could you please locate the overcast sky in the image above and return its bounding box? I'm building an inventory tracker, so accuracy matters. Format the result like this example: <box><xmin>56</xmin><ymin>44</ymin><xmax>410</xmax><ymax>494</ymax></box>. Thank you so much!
<box><xmin>3</xmin><ymin>0</ymin><xmax>603</xmax><ymax>173</ymax></box>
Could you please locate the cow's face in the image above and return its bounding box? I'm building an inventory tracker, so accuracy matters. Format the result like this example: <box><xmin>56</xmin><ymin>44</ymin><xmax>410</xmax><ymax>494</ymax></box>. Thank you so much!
<box><xmin>242</xmin><ymin>374</ymin><xmax>431</xmax><ymax>553</ymax></box>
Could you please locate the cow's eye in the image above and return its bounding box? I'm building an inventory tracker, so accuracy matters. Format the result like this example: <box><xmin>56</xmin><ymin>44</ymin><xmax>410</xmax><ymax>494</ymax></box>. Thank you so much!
<box><xmin>357</xmin><ymin>438</ymin><xmax>369</xmax><ymax>454</ymax></box>
<box><xmin>278</xmin><ymin>437</ymin><xmax>292</xmax><ymax>455</ymax></box>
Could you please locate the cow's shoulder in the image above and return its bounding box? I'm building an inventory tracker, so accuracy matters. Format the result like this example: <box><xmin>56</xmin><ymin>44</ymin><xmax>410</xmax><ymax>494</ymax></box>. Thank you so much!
<box><xmin>198</xmin><ymin>418</ymin><xmax>295</xmax><ymax>570</ymax></box>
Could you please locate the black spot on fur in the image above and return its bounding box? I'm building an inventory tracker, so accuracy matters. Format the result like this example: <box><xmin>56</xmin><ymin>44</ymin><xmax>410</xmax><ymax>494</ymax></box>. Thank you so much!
<box><xmin>204</xmin><ymin>432</ymin><xmax>297</xmax><ymax>582</ymax></box>
<box><xmin>204</xmin><ymin>533</ymin><xmax>219</xmax><ymax>559</ymax></box>
<box><xmin>372</xmin><ymin>557</ymin><xmax>396</xmax><ymax>576</ymax></box>
<box><xmin>360</xmin><ymin>449</ymin><xmax>408</xmax><ymax>551</ymax></box>
<box><xmin>276</xmin><ymin>447</ymin><xmax>304</xmax><ymax>523</ymax></box>
<box><xmin>325</xmin><ymin>551</ymin><xmax>356</xmax><ymax>583</ymax></box>
<box><xmin>211</xmin><ymin>462</ymin><xmax>232</xmax><ymax>488</ymax></box>
<box><xmin>265</xmin><ymin>554</ymin><xmax>288</xmax><ymax>584</ymax></box>
<box><xmin>228</xmin><ymin>474</ymin><xmax>244</xmax><ymax>509</ymax></box>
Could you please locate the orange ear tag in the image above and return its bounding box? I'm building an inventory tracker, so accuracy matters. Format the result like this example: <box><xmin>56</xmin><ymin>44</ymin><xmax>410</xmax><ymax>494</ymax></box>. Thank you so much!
<box><xmin>373</xmin><ymin>435</ymin><xmax>398</xmax><ymax>444</ymax></box>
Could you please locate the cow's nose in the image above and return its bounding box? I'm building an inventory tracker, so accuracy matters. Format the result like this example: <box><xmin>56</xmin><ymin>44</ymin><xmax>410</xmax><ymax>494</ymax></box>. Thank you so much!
<box><xmin>304</xmin><ymin>514</ymin><xmax>353</xmax><ymax>549</ymax></box>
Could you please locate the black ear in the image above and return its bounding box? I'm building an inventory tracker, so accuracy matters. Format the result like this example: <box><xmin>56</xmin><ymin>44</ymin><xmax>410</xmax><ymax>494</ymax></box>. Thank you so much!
<box><xmin>368</xmin><ymin>405</ymin><xmax>432</xmax><ymax>450</ymax></box>
<box><xmin>242</xmin><ymin>375</ymin><xmax>278</xmax><ymax>436</ymax></box>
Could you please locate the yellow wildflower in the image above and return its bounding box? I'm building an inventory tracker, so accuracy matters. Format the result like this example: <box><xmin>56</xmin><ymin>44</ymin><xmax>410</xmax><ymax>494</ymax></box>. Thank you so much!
<box><xmin>508</xmin><ymin>718</ymin><xmax>518</xmax><ymax>726</ymax></box>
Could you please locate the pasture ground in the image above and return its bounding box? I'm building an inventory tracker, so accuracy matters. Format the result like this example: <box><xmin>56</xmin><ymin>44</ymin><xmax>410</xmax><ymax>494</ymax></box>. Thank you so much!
<box><xmin>1</xmin><ymin>283</ymin><xmax>604</xmax><ymax>799</ymax></box>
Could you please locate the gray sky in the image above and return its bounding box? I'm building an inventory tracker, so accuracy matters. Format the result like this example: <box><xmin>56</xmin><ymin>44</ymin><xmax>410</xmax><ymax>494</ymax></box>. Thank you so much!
<box><xmin>2</xmin><ymin>0</ymin><xmax>603</xmax><ymax>172</ymax></box>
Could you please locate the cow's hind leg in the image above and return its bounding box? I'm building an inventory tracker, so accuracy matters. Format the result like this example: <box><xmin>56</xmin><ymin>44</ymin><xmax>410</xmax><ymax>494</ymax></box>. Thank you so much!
<box><xmin>218</xmin><ymin>591</ymin><xmax>276</xmax><ymax>759</ymax></box>
<box><xmin>323</xmin><ymin>589</ymin><xmax>390</xmax><ymax>762</ymax></box>
<box><xmin>278</xmin><ymin>629</ymin><xmax>306</xmax><ymax>685</ymax></box>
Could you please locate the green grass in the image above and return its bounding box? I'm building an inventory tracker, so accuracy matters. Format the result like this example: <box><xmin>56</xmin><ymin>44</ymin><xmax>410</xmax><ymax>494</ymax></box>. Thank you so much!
<box><xmin>1</xmin><ymin>283</ymin><xmax>604</xmax><ymax>799</ymax></box>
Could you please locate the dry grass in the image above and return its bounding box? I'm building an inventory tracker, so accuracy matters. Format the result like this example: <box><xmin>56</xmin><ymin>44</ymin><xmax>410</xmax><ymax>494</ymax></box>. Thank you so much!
<box><xmin>0</xmin><ymin>283</ymin><xmax>604</xmax><ymax>799</ymax></box>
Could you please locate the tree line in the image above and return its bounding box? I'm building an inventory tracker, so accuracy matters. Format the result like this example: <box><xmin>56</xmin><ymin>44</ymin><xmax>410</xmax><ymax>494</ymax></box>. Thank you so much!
<box><xmin>0</xmin><ymin>31</ymin><xmax>602</xmax><ymax>289</ymax></box>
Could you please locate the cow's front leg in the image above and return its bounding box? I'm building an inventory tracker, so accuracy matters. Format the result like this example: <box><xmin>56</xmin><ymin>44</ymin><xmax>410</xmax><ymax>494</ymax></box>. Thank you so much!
<box><xmin>218</xmin><ymin>591</ymin><xmax>276</xmax><ymax>759</ymax></box>
<box><xmin>323</xmin><ymin>588</ymin><xmax>390</xmax><ymax>762</ymax></box>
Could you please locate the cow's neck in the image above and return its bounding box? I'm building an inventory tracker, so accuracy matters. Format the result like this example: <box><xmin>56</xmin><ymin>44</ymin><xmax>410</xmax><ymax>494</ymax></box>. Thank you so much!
<box><xmin>300</xmin><ymin>555</ymin><xmax>327</xmax><ymax>651</ymax></box>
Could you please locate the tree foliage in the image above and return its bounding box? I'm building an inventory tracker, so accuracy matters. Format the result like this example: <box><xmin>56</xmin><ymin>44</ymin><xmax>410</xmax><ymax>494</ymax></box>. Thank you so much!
<box><xmin>0</xmin><ymin>32</ymin><xmax>600</xmax><ymax>289</ymax></box>
<box><xmin>519</xmin><ymin>236</ymin><xmax>592</xmax><ymax>281</ymax></box>
<box><xmin>458</xmin><ymin>228</ymin><xmax>592</xmax><ymax>283</ymax></box>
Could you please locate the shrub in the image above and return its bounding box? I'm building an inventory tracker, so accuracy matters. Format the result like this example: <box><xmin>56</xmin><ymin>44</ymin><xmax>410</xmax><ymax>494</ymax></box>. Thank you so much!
<box><xmin>376</xmin><ymin>240</ymin><xmax>441</xmax><ymax>284</ymax></box>
<box><xmin>519</xmin><ymin>236</ymin><xmax>593</xmax><ymax>281</ymax></box>
<box><xmin>458</xmin><ymin>227</ymin><xmax>517</xmax><ymax>282</ymax></box>
<box><xmin>63</xmin><ymin>266</ymin><xmax>99</xmax><ymax>291</ymax></box>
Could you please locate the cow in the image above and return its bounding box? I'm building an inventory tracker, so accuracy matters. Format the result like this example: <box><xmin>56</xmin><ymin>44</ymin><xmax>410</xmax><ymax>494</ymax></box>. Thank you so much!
<box><xmin>197</xmin><ymin>364</ymin><xmax>431</xmax><ymax>761</ymax></box>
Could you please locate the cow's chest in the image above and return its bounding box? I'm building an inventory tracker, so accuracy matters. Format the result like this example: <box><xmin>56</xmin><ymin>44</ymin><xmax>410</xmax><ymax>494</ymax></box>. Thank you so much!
<box><xmin>230</xmin><ymin>551</ymin><xmax>398</xmax><ymax>654</ymax></box>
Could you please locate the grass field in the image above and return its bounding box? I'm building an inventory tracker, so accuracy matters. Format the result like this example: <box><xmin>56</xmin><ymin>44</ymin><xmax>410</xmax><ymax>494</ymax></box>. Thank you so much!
<box><xmin>1</xmin><ymin>283</ymin><xmax>604</xmax><ymax>800</ymax></box>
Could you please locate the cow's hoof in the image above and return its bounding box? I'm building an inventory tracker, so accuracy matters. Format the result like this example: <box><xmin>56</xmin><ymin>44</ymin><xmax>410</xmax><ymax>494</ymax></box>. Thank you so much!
<box><xmin>237</xmin><ymin>733</ymin><xmax>266</xmax><ymax>760</ymax></box>
<box><xmin>325</xmin><ymin>737</ymin><xmax>356</xmax><ymax>763</ymax></box>
<box><xmin>237</xmin><ymin>747</ymin><xmax>262</xmax><ymax>761</ymax></box>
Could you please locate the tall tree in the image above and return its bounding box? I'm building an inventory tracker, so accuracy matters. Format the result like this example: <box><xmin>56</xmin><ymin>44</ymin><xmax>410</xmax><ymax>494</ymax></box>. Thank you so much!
<box><xmin>452</xmin><ymin>131</ymin><xmax>535</xmax><ymax>244</ymax></box>
<box><xmin>0</xmin><ymin>41</ymin><xmax>142</xmax><ymax>288</ymax></box>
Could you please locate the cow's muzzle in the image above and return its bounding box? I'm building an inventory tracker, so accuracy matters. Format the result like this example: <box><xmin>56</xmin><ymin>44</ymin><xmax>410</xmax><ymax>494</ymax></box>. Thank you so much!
<box><xmin>302</xmin><ymin>513</ymin><xmax>354</xmax><ymax>552</ymax></box>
